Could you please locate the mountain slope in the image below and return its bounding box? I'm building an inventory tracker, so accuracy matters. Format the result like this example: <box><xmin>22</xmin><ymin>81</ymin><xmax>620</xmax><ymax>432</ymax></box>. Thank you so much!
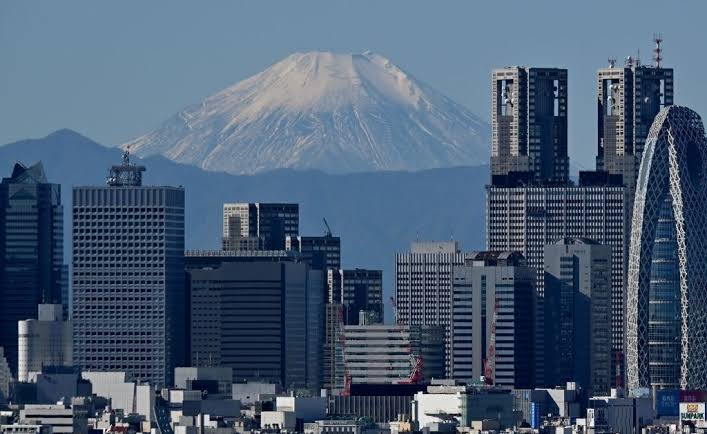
<box><xmin>1</xmin><ymin>130</ymin><xmax>488</xmax><ymax>319</ymax></box>
<box><xmin>122</xmin><ymin>51</ymin><xmax>489</xmax><ymax>174</ymax></box>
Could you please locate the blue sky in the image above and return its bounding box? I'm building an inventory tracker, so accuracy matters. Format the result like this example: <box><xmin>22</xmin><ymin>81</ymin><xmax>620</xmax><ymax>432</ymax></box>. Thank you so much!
<box><xmin>1</xmin><ymin>0</ymin><xmax>706</xmax><ymax>169</ymax></box>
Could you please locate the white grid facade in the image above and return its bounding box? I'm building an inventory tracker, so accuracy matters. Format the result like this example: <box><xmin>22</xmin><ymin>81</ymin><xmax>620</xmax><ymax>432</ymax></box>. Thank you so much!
<box><xmin>626</xmin><ymin>106</ymin><xmax>707</xmax><ymax>390</ymax></box>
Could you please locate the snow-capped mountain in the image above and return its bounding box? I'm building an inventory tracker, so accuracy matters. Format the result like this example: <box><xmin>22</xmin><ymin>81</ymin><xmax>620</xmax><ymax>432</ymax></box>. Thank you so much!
<box><xmin>121</xmin><ymin>51</ymin><xmax>489</xmax><ymax>174</ymax></box>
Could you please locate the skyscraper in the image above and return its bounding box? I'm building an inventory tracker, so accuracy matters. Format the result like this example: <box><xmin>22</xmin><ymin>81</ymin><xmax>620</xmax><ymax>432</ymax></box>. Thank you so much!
<box><xmin>223</xmin><ymin>203</ymin><xmax>299</xmax><ymax>250</ymax></box>
<box><xmin>491</xmin><ymin>67</ymin><xmax>568</xmax><ymax>185</ymax></box>
<box><xmin>0</xmin><ymin>162</ymin><xmax>64</xmax><ymax>377</ymax></box>
<box><xmin>486</xmin><ymin>180</ymin><xmax>626</xmax><ymax>385</ymax></box>
<box><xmin>286</xmin><ymin>234</ymin><xmax>341</xmax><ymax>271</ymax></box>
<box><xmin>597</xmin><ymin>58</ymin><xmax>674</xmax><ymax>194</ymax></box>
<box><xmin>487</xmin><ymin>62</ymin><xmax>629</xmax><ymax>386</ymax></box>
<box><xmin>72</xmin><ymin>152</ymin><xmax>185</xmax><ymax>387</ymax></box>
<box><xmin>451</xmin><ymin>251</ymin><xmax>535</xmax><ymax>388</ymax></box>
<box><xmin>328</xmin><ymin>268</ymin><xmax>383</xmax><ymax>325</ymax></box>
<box><xmin>544</xmin><ymin>238</ymin><xmax>612</xmax><ymax>395</ymax></box>
<box><xmin>626</xmin><ymin>106</ymin><xmax>707</xmax><ymax>390</ymax></box>
<box><xmin>185</xmin><ymin>251</ymin><xmax>323</xmax><ymax>390</ymax></box>
<box><xmin>395</xmin><ymin>241</ymin><xmax>466</xmax><ymax>375</ymax></box>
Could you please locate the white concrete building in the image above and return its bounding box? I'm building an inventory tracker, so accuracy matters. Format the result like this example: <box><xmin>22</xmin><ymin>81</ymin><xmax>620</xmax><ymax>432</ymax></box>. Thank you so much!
<box><xmin>17</xmin><ymin>304</ymin><xmax>72</xmax><ymax>382</ymax></box>
<box><xmin>19</xmin><ymin>404</ymin><xmax>87</xmax><ymax>434</ymax></box>
<box><xmin>261</xmin><ymin>411</ymin><xmax>296</xmax><ymax>431</ymax></box>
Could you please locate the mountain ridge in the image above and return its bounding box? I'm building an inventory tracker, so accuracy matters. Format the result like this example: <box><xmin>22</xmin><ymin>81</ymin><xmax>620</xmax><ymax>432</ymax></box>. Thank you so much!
<box><xmin>1</xmin><ymin>129</ymin><xmax>488</xmax><ymax>317</ymax></box>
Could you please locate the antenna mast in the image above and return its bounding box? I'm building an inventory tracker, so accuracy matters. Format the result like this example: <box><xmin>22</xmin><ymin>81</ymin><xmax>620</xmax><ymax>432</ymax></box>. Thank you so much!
<box><xmin>653</xmin><ymin>33</ymin><xmax>663</xmax><ymax>68</ymax></box>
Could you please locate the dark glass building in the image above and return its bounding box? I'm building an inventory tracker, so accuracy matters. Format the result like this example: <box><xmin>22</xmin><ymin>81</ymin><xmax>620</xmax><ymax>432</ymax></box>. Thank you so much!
<box><xmin>0</xmin><ymin>162</ymin><xmax>65</xmax><ymax>377</ymax></box>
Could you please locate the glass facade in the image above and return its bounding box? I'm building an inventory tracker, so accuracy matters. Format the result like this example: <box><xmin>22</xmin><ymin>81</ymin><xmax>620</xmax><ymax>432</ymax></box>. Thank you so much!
<box><xmin>647</xmin><ymin>197</ymin><xmax>681</xmax><ymax>388</ymax></box>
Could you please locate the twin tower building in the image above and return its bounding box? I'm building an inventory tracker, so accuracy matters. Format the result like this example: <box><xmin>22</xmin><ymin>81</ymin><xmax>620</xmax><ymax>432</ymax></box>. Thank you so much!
<box><xmin>488</xmin><ymin>57</ymin><xmax>707</xmax><ymax>391</ymax></box>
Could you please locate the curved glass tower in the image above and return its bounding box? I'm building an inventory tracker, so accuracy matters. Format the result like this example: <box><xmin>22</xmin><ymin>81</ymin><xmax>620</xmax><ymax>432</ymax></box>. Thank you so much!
<box><xmin>626</xmin><ymin>106</ymin><xmax>707</xmax><ymax>390</ymax></box>
<box><xmin>647</xmin><ymin>196</ymin><xmax>681</xmax><ymax>388</ymax></box>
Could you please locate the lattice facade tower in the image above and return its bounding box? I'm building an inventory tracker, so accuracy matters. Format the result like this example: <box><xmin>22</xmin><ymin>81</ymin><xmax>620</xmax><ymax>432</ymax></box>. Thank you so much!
<box><xmin>626</xmin><ymin>106</ymin><xmax>707</xmax><ymax>390</ymax></box>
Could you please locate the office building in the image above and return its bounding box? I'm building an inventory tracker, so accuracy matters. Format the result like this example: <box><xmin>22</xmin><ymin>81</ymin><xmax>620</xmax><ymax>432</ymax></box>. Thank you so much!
<box><xmin>585</xmin><ymin>389</ymin><xmax>653</xmax><ymax>434</ymax></box>
<box><xmin>328</xmin><ymin>268</ymin><xmax>383</xmax><ymax>325</ymax></box>
<box><xmin>0</xmin><ymin>162</ymin><xmax>65</xmax><ymax>377</ymax></box>
<box><xmin>544</xmin><ymin>239</ymin><xmax>612</xmax><ymax>395</ymax></box>
<box><xmin>486</xmin><ymin>179</ymin><xmax>626</xmax><ymax>385</ymax></box>
<box><xmin>597</xmin><ymin>57</ymin><xmax>674</xmax><ymax>194</ymax></box>
<box><xmin>174</xmin><ymin>367</ymin><xmax>233</xmax><ymax>398</ymax></box>
<box><xmin>72</xmin><ymin>151</ymin><xmax>185</xmax><ymax>387</ymax></box>
<box><xmin>395</xmin><ymin>241</ymin><xmax>466</xmax><ymax>375</ymax></box>
<box><xmin>19</xmin><ymin>402</ymin><xmax>88</xmax><ymax>434</ymax></box>
<box><xmin>185</xmin><ymin>251</ymin><xmax>322</xmax><ymax>389</ymax></box>
<box><xmin>323</xmin><ymin>304</ymin><xmax>345</xmax><ymax>391</ymax></box>
<box><xmin>341</xmin><ymin>325</ymin><xmax>445</xmax><ymax>385</ymax></box>
<box><xmin>451</xmin><ymin>251</ymin><xmax>535</xmax><ymax>389</ymax></box>
<box><xmin>222</xmin><ymin>203</ymin><xmax>298</xmax><ymax>250</ymax></box>
<box><xmin>626</xmin><ymin>106</ymin><xmax>707</xmax><ymax>390</ymax></box>
<box><xmin>286</xmin><ymin>234</ymin><xmax>341</xmax><ymax>271</ymax></box>
<box><xmin>491</xmin><ymin>67</ymin><xmax>568</xmax><ymax>186</ymax></box>
<box><xmin>17</xmin><ymin>304</ymin><xmax>73</xmax><ymax>383</ymax></box>
<box><xmin>0</xmin><ymin>348</ymin><xmax>10</xmax><ymax>405</ymax></box>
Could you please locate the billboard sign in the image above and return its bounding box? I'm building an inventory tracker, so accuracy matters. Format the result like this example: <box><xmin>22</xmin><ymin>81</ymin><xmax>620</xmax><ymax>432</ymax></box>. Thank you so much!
<box><xmin>680</xmin><ymin>403</ymin><xmax>706</xmax><ymax>422</ymax></box>
<box><xmin>656</xmin><ymin>389</ymin><xmax>680</xmax><ymax>417</ymax></box>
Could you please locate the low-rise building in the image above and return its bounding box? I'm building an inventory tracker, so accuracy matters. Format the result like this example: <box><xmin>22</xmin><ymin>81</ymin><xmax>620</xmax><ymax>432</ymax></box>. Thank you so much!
<box><xmin>17</xmin><ymin>304</ymin><xmax>73</xmax><ymax>383</ymax></box>
<box><xmin>586</xmin><ymin>389</ymin><xmax>654</xmax><ymax>434</ymax></box>
<box><xmin>412</xmin><ymin>383</ymin><xmax>516</xmax><ymax>430</ymax></box>
<box><xmin>20</xmin><ymin>403</ymin><xmax>88</xmax><ymax>434</ymax></box>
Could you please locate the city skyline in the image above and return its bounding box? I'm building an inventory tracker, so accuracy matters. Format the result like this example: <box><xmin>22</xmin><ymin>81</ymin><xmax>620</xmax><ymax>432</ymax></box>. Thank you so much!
<box><xmin>2</xmin><ymin>4</ymin><xmax>707</xmax><ymax>432</ymax></box>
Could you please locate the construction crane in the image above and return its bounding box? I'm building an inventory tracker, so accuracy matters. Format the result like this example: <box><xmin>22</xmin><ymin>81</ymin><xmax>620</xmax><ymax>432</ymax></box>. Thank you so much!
<box><xmin>390</xmin><ymin>296</ymin><xmax>424</xmax><ymax>385</ymax></box>
<box><xmin>323</xmin><ymin>217</ymin><xmax>333</xmax><ymax>237</ymax></box>
<box><xmin>483</xmin><ymin>296</ymin><xmax>499</xmax><ymax>386</ymax></box>
<box><xmin>338</xmin><ymin>305</ymin><xmax>352</xmax><ymax>396</ymax></box>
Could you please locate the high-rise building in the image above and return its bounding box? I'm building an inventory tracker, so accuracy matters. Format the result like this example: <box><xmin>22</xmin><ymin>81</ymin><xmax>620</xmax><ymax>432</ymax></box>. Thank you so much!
<box><xmin>328</xmin><ymin>268</ymin><xmax>383</xmax><ymax>325</ymax></box>
<box><xmin>185</xmin><ymin>251</ymin><xmax>323</xmax><ymax>390</ymax></box>
<box><xmin>341</xmin><ymin>325</ymin><xmax>445</xmax><ymax>386</ymax></box>
<box><xmin>18</xmin><ymin>304</ymin><xmax>73</xmax><ymax>383</ymax></box>
<box><xmin>486</xmin><ymin>180</ymin><xmax>626</xmax><ymax>386</ymax></box>
<box><xmin>72</xmin><ymin>152</ymin><xmax>185</xmax><ymax>387</ymax></box>
<box><xmin>451</xmin><ymin>251</ymin><xmax>535</xmax><ymax>389</ymax></box>
<box><xmin>323</xmin><ymin>303</ymin><xmax>345</xmax><ymax>391</ymax></box>
<box><xmin>491</xmin><ymin>67</ymin><xmax>568</xmax><ymax>186</ymax></box>
<box><xmin>395</xmin><ymin>241</ymin><xmax>466</xmax><ymax>375</ymax></box>
<box><xmin>0</xmin><ymin>348</ymin><xmax>10</xmax><ymax>405</ymax></box>
<box><xmin>286</xmin><ymin>234</ymin><xmax>341</xmax><ymax>271</ymax></box>
<box><xmin>626</xmin><ymin>106</ymin><xmax>707</xmax><ymax>390</ymax></box>
<box><xmin>544</xmin><ymin>239</ymin><xmax>612</xmax><ymax>395</ymax></box>
<box><xmin>0</xmin><ymin>162</ymin><xmax>65</xmax><ymax>378</ymax></box>
<box><xmin>223</xmin><ymin>203</ymin><xmax>299</xmax><ymax>250</ymax></box>
<box><xmin>597</xmin><ymin>59</ymin><xmax>674</xmax><ymax>194</ymax></box>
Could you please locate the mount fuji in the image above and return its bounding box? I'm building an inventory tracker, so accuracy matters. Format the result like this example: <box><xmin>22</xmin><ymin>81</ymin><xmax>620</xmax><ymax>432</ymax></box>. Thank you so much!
<box><xmin>121</xmin><ymin>51</ymin><xmax>489</xmax><ymax>174</ymax></box>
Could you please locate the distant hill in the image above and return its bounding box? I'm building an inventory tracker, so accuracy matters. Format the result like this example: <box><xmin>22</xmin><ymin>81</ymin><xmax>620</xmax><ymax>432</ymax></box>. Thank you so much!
<box><xmin>121</xmin><ymin>51</ymin><xmax>490</xmax><ymax>174</ymax></box>
<box><xmin>1</xmin><ymin>129</ymin><xmax>489</xmax><ymax>319</ymax></box>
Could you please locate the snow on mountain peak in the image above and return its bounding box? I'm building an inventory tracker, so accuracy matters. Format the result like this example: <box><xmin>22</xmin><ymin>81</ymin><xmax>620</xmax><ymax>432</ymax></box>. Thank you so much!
<box><xmin>122</xmin><ymin>51</ymin><xmax>490</xmax><ymax>174</ymax></box>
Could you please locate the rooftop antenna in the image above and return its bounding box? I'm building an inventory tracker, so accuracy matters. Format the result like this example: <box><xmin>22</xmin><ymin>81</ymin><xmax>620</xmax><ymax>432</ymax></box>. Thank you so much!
<box><xmin>636</xmin><ymin>48</ymin><xmax>641</xmax><ymax>67</ymax></box>
<box><xmin>107</xmin><ymin>146</ymin><xmax>145</xmax><ymax>187</ymax></box>
<box><xmin>653</xmin><ymin>33</ymin><xmax>663</xmax><ymax>68</ymax></box>
<box><xmin>608</xmin><ymin>57</ymin><xmax>617</xmax><ymax>69</ymax></box>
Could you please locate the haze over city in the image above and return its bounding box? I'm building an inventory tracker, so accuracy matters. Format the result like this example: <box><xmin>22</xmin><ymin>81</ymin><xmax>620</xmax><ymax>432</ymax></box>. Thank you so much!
<box><xmin>2</xmin><ymin>2</ymin><xmax>707</xmax><ymax>434</ymax></box>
